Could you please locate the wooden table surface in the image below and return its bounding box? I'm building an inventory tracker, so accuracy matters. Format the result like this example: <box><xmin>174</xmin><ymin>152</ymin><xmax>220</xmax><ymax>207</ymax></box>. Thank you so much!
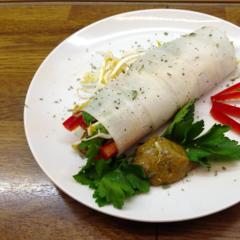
<box><xmin>1</xmin><ymin>2</ymin><xmax>240</xmax><ymax>240</ymax></box>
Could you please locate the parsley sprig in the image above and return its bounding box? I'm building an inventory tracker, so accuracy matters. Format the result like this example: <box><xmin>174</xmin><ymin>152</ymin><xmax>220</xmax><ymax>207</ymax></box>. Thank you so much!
<box><xmin>163</xmin><ymin>101</ymin><xmax>240</xmax><ymax>168</ymax></box>
<box><xmin>82</xmin><ymin>111</ymin><xmax>95</xmax><ymax>125</ymax></box>
<box><xmin>74</xmin><ymin>153</ymin><xmax>149</xmax><ymax>209</ymax></box>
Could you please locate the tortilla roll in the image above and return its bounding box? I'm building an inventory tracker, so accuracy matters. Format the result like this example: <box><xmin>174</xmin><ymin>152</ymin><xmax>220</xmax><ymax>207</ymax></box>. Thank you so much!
<box><xmin>83</xmin><ymin>26</ymin><xmax>237</xmax><ymax>153</ymax></box>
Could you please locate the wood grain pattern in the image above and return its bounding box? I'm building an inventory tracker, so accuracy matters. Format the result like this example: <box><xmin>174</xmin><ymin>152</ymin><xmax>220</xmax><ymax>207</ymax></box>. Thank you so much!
<box><xmin>1</xmin><ymin>0</ymin><xmax>240</xmax><ymax>3</ymax></box>
<box><xmin>0</xmin><ymin>3</ymin><xmax>240</xmax><ymax>240</ymax></box>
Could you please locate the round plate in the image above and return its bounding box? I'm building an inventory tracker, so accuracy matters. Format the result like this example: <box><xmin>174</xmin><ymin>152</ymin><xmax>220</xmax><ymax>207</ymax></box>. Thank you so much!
<box><xmin>24</xmin><ymin>9</ymin><xmax>240</xmax><ymax>222</ymax></box>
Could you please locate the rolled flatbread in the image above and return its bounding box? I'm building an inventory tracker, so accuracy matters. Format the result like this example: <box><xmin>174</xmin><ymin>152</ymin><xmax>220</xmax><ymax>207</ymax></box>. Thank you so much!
<box><xmin>83</xmin><ymin>26</ymin><xmax>237</xmax><ymax>153</ymax></box>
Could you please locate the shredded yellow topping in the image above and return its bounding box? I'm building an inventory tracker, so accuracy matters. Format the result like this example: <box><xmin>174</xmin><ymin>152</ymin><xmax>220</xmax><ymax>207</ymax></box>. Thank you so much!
<box><xmin>76</xmin><ymin>41</ymin><xmax>161</xmax><ymax>110</ymax></box>
<box><xmin>156</xmin><ymin>40</ymin><xmax>161</xmax><ymax>48</ymax></box>
<box><xmin>76</xmin><ymin>50</ymin><xmax>144</xmax><ymax>108</ymax></box>
<box><xmin>73</xmin><ymin>99</ymin><xmax>92</xmax><ymax>114</ymax></box>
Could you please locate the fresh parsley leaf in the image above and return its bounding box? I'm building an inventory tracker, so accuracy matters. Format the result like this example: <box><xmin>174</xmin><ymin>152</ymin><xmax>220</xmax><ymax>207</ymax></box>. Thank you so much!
<box><xmin>93</xmin><ymin>169</ymin><xmax>135</xmax><ymax>208</ymax></box>
<box><xmin>185</xmin><ymin>120</ymin><xmax>204</xmax><ymax>143</ymax></box>
<box><xmin>163</xmin><ymin>100</ymin><xmax>195</xmax><ymax>144</ymax></box>
<box><xmin>189</xmin><ymin>124</ymin><xmax>240</xmax><ymax>162</ymax></box>
<box><xmin>163</xmin><ymin>101</ymin><xmax>240</xmax><ymax>168</ymax></box>
<box><xmin>92</xmin><ymin>123</ymin><xmax>108</xmax><ymax>135</ymax></box>
<box><xmin>74</xmin><ymin>161</ymin><xmax>97</xmax><ymax>187</ymax></box>
<box><xmin>82</xmin><ymin>111</ymin><xmax>95</xmax><ymax>125</ymax></box>
<box><xmin>73</xmin><ymin>155</ymin><xmax>149</xmax><ymax>209</ymax></box>
<box><xmin>93</xmin><ymin>165</ymin><xmax>149</xmax><ymax>209</ymax></box>
<box><xmin>73</xmin><ymin>171</ymin><xmax>92</xmax><ymax>185</ymax></box>
<box><xmin>122</xmin><ymin>162</ymin><xmax>146</xmax><ymax>178</ymax></box>
<box><xmin>95</xmin><ymin>158</ymin><xmax>112</xmax><ymax>177</ymax></box>
<box><xmin>126</xmin><ymin>172</ymin><xmax>149</xmax><ymax>193</ymax></box>
<box><xmin>78</xmin><ymin>138</ymin><xmax>104</xmax><ymax>160</ymax></box>
<box><xmin>186</xmin><ymin>148</ymin><xmax>211</xmax><ymax>168</ymax></box>
<box><xmin>74</xmin><ymin>158</ymin><xmax>112</xmax><ymax>188</ymax></box>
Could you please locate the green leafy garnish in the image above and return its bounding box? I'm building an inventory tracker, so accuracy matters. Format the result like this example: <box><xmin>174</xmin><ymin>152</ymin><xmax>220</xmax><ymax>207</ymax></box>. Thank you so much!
<box><xmin>74</xmin><ymin>155</ymin><xmax>149</xmax><ymax>209</ymax></box>
<box><xmin>92</xmin><ymin>123</ymin><xmax>108</xmax><ymax>135</ymax></box>
<box><xmin>163</xmin><ymin>100</ymin><xmax>195</xmax><ymax>143</ymax></box>
<box><xmin>188</xmin><ymin>125</ymin><xmax>240</xmax><ymax>164</ymax></box>
<box><xmin>78</xmin><ymin>138</ymin><xmax>104</xmax><ymax>160</ymax></box>
<box><xmin>82</xmin><ymin>111</ymin><xmax>95</xmax><ymax>126</ymax></box>
<box><xmin>74</xmin><ymin>158</ymin><xmax>112</xmax><ymax>187</ymax></box>
<box><xmin>96</xmin><ymin>123</ymin><xmax>108</xmax><ymax>134</ymax></box>
<box><xmin>75</xmin><ymin>101</ymin><xmax>240</xmax><ymax>209</ymax></box>
<box><xmin>163</xmin><ymin>101</ymin><xmax>240</xmax><ymax>167</ymax></box>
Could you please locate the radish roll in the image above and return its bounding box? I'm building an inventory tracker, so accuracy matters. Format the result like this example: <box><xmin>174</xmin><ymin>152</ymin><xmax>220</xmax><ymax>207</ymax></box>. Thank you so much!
<box><xmin>83</xmin><ymin>26</ymin><xmax>237</xmax><ymax>154</ymax></box>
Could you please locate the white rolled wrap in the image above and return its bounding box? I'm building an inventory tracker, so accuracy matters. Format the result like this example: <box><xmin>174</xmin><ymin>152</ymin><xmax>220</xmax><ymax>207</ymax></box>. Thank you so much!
<box><xmin>84</xmin><ymin>26</ymin><xmax>237</xmax><ymax>154</ymax></box>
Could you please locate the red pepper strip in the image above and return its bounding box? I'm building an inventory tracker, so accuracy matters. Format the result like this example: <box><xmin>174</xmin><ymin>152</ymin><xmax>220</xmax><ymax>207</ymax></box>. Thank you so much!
<box><xmin>99</xmin><ymin>141</ymin><xmax>118</xmax><ymax>159</ymax></box>
<box><xmin>210</xmin><ymin>106</ymin><xmax>240</xmax><ymax>134</ymax></box>
<box><xmin>94</xmin><ymin>155</ymin><xmax>101</xmax><ymax>160</ymax></box>
<box><xmin>212</xmin><ymin>101</ymin><xmax>240</xmax><ymax>118</ymax></box>
<box><xmin>63</xmin><ymin>113</ymin><xmax>87</xmax><ymax>131</ymax></box>
<box><xmin>211</xmin><ymin>82</ymin><xmax>240</xmax><ymax>100</ymax></box>
<box><xmin>211</xmin><ymin>91</ymin><xmax>240</xmax><ymax>101</ymax></box>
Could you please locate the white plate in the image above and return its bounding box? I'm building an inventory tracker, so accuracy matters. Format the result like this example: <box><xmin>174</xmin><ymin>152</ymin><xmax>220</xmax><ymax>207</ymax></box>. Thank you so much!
<box><xmin>24</xmin><ymin>9</ymin><xmax>240</xmax><ymax>222</ymax></box>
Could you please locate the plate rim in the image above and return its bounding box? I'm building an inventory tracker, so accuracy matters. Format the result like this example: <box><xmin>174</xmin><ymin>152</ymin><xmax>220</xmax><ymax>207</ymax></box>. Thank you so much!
<box><xmin>24</xmin><ymin>8</ymin><xmax>240</xmax><ymax>222</ymax></box>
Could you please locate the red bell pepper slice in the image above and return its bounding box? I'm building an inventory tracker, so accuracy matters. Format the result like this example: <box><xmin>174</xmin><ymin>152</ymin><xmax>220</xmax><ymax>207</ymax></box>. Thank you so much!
<box><xmin>210</xmin><ymin>106</ymin><xmax>240</xmax><ymax>134</ymax></box>
<box><xmin>212</xmin><ymin>101</ymin><xmax>240</xmax><ymax>118</ymax></box>
<box><xmin>211</xmin><ymin>82</ymin><xmax>240</xmax><ymax>101</ymax></box>
<box><xmin>211</xmin><ymin>92</ymin><xmax>240</xmax><ymax>101</ymax></box>
<box><xmin>63</xmin><ymin>113</ymin><xmax>87</xmax><ymax>131</ymax></box>
<box><xmin>99</xmin><ymin>141</ymin><xmax>118</xmax><ymax>159</ymax></box>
